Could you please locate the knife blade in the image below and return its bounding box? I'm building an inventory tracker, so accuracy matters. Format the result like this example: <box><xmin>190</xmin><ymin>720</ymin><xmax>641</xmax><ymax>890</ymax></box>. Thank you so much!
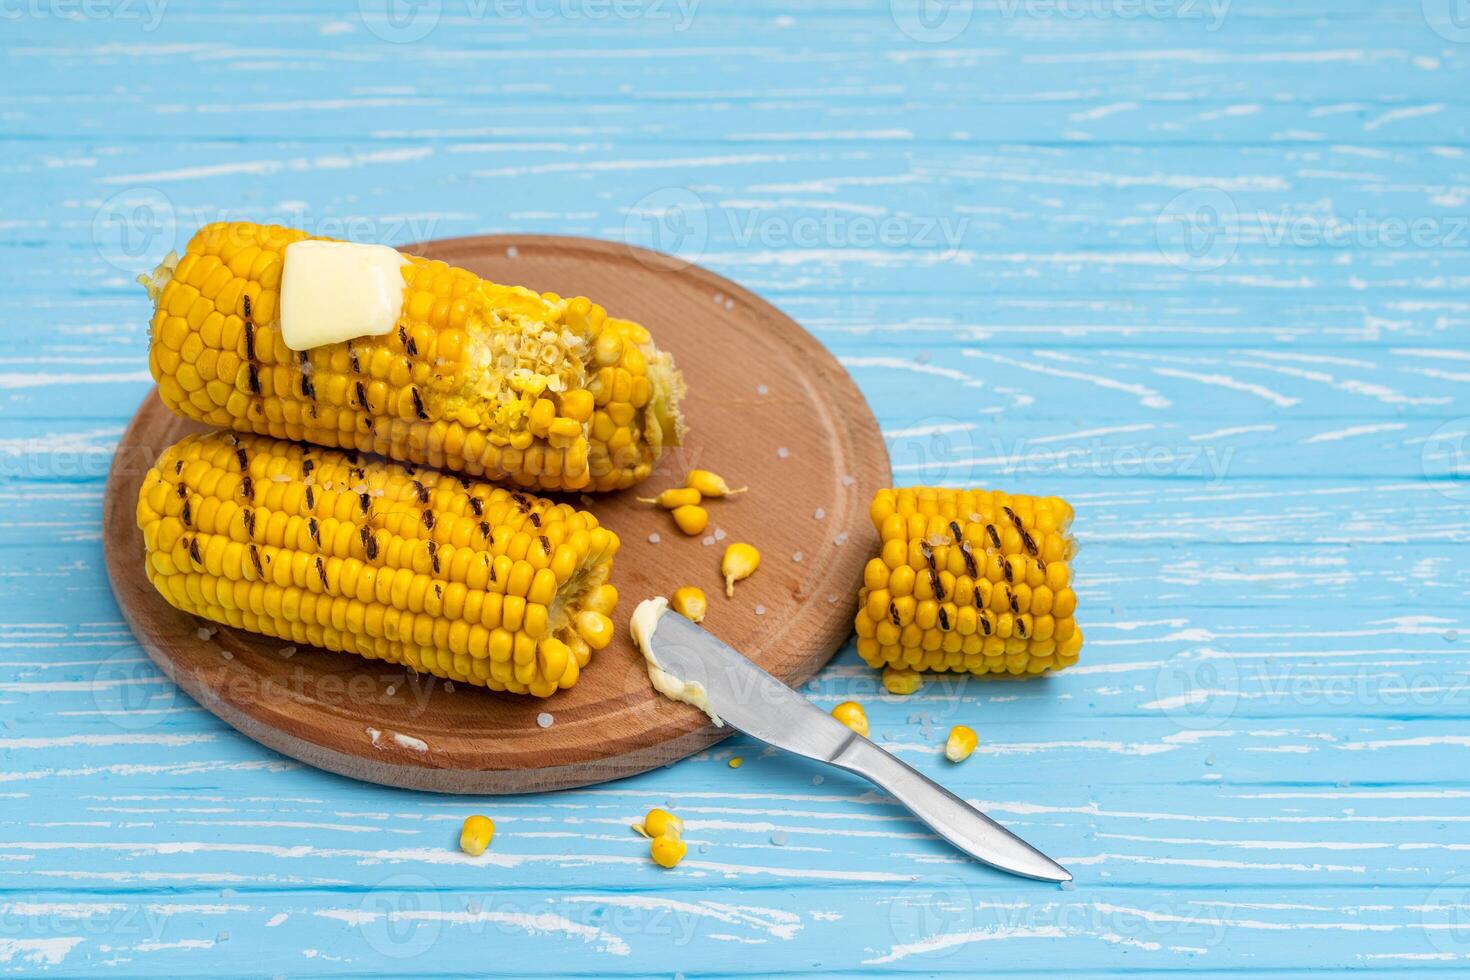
<box><xmin>645</xmin><ymin>610</ymin><xmax>1072</xmax><ymax>883</ymax></box>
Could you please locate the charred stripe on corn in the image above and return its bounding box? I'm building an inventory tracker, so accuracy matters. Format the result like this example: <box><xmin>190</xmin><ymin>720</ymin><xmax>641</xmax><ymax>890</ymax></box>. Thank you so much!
<box><xmin>144</xmin><ymin>221</ymin><xmax>685</xmax><ymax>492</ymax></box>
<box><xmin>855</xmin><ymin>488</ymin><xmax>1082</xmax><ymax>678</ymax></box>
<box><xmin>136</xmin><ymin>431</ymin><xmax>621</xmax><ymax>697</ymax></box>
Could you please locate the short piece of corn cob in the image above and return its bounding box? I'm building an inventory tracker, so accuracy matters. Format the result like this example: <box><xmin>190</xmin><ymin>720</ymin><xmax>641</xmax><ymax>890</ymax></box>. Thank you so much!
<box><xmin>136</xmin><ymin>431</ymin><xmax>621</xmax><ymax>696</ymax></box>
<box><xmin>143</xmin><ymin>221</ymin><xmax>685</xmax><ymax>492</ymax></box>
<box><xmin>854</xmin><ymin>488</ymin><xmax>1081</xmax><ymax>678</ymax></box>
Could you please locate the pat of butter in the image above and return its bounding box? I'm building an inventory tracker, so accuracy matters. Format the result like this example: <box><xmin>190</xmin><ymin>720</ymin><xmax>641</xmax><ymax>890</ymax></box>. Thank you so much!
<box><xmin>629</xmin><ymin>597</ymin><xmax>724</xmax><ymax>727</ymax></box>
<box><xmin>278</xmin><ymin>240</ymin><xmax>411</xmax><ymax>352</ymax></box>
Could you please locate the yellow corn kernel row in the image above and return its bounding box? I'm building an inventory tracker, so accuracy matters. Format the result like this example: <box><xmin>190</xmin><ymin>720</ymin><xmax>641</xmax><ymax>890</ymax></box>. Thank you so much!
<box><xmin>144</xmin><ymin>221</ymin><xmax>684</xmax><ymax>492</ymax></box>
<box><xmin>854</xmin><ymin>487</ymin><xmax>1082</xmax><ymax>679</ymax></box>
<box><xmin>136</xmin><ymin>430</ymin><xmax>621</xmax><ymax>696</ymax></box>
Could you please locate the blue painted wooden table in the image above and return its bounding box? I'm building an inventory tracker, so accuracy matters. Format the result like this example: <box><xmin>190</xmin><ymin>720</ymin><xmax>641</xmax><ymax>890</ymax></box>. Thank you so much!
<box><xmin>3</xmin><ymin>1</ymin><xmax>1469</xmax><ymax>975</ymax></box>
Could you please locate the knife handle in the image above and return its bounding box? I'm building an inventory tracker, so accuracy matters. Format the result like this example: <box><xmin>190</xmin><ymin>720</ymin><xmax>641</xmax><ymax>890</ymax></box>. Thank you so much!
<box><xmin>830</xmin><ymin>735</ymin><xmax>1071</xmax><ymax>882</ymax></box>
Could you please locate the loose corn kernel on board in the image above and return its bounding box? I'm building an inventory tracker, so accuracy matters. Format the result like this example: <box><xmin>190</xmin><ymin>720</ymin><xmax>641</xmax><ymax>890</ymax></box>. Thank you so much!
<box><xmin>103</xmin><ymin>234</ymin><xmax>890</xmax><ymax>794</ymax></box>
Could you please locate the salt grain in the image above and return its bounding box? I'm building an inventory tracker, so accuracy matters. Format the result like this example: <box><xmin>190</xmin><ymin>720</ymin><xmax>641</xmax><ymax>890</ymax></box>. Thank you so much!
<box><xmin>770</xmin><ymin>831</ymin><xmax>787</xmax><ymax>846</ymax></box>
<box><xmin>776</xmin><ymin>447</ymin><xmax>789</xmax><ymax>459</ymax></box>
<box><xmin>279</xmin><ymin>645</ymin><xmax>296</xmax><ymax>659</ymax></box>
<box><xmin>648</xmin><ymin>533</ymin><xmax>661</xmax><ymax>544</ymax></box>
<box><xmin>812</xmin><ymin>775</ymin><xmax>824</xmax><ymax>785</ymax></box>
<box><xmin>834</xmin><ymin>532</ymin><xmax>849</xmax><ymax>545</ymax></box>
<box><xmin>813</xmin><ymin>508</ymin><xmax>825</xmax><ymax>520</ymax></box>
<box><xmin>220</xmin><ymin>650</ymin><xmax>233</xmax><ymax>661</ymax></box>
<box><xmin>385</xmin><ymin>685</ymin><xmax>396</xmax><ymax>696</ymax></box>
<box><xmin>445</xmin><ymin>682</ymin><xmax>455</xmax><ymax>693</ymax></box>
<box><xmin>506</xmin><ymin>246</ymin><xmax>519</xmax><ymax>258</ymax></box>
<box><xmin>537</xmin><ymin>712</ymin><xmax>554</xmax><ymax>729</ymax></box>
<box><xmin>702</xmin><ymin>535</ymin><xmax>715</xmax><ymax>546</ymax></box>
<box><xmin>756</xmin><ymin>384</ymin><xmax>769</xmax><ymax>396</ymax></box>
<box><xmin>755</xmin><ymin>604</ymin><xmax>766</xmax><ymax>616</ymax></box>
<box><xmin>792</xmin><ymin>551</ymin><xmax>803</xmax><ymax>562</ymax></box>
<box><xmin>841</xmin><ymin>475</ymin><xmax>855</xmax><ymax>486</ymax></box>
<box><xmin>196</xmin><ymin>625</ymin><xmax>217</xmax><ymax>641</ymax></box>
<box><xmin>723</xmin><ymin>299</ymin><xmax>734</xmax><ymax>311</ymax></box>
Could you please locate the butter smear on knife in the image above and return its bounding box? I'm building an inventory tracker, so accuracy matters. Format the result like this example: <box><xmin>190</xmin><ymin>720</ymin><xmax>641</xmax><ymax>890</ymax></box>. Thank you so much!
<box><xmin>629</xmin><ymin>597</ymin><xmax>724</xmax><ymax>726</ymax></box>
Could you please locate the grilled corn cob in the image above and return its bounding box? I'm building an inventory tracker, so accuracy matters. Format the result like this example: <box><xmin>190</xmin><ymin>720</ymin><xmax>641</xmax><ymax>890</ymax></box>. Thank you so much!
<box><xmin>136</xmin><ymin>430</ymin><xmax>621</xmax><ymax>696</ymax></box>
<box><xmin>142</xmin><ymin>221</ymin><xmax>684</xmax><ymax>492</ymax></box>
<box><xmin>855</xmin><ymin>488</ymin><xmax>1081</xmax><ymax>678</ymax></box>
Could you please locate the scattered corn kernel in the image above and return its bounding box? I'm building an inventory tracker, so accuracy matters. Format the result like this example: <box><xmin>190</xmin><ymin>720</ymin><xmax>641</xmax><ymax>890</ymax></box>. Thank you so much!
<box><xmin>831</xmin><ymin>701</ymin><xmax>869</xmax><ymax>738</ymax></box>
<box><xmin>459</xmin><ymin>815</ymin><xmax>495</xmax><ymax>856</ymax></box>
<box><xmin>882</xmin><ymin>667</ymin><xmax>924</xmax><ymax>696</ymax></box>
<box><xmin>721</xmin><ymin>542</ymin><xmax>761</xmax><ymax>597</ymax></box>
<box><xmin>633</xmin><ymin>807</ymin><xmax>684</xmax><ymax>839</ymax></box>
<box><xmin>945</xmin><ymin>725</ymin><xmax>978</xmax><ymax>762</ymax></box>
<box><xmin>671</xmin><ymin>586</ymin><xmax>708</xmax><ymax>623</ymax></box>
<box><xmin>650</xmin><ymin>833</ymin><xmax>688</xmax><ymax>869</ymax></box>
<box><xmin>685</xmin><ymin>469</ymin><xmax>746</xmax><ymax>498</ymax></box>
<box><xmin>728</xmin><ymin>757</ymin><xmax>743</xmax><ymax>769</ymax></box>
<box><xmin>672</xmin><ymin>504</ymin><xmax>709</xmax><ymax>536</ymax></box>
<box><xmin>638</xmin><ymin>487</ymin><xmax>702</xmax><ymax>509</ymax></box>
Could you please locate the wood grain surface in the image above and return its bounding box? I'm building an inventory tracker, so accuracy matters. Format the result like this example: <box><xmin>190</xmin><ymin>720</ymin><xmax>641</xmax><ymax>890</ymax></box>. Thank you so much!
<box><xmin>101</xmin><ymin>235</ymin><xmax>891</xmax><ymax>793</ymax></box>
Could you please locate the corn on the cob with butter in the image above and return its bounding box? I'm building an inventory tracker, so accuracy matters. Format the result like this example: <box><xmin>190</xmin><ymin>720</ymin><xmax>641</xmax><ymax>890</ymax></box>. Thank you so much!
<box><xmin>142</xmin><ymin>221</ymin><xmax>684</xmax><ymax>492</ymax></box>
<box><xmin>136</xmin><ymin>430</ymin><xmax>620</xmax><ymax>696</ymax></box>
<box><xmin>855</xmin><ymin>487</ymin><xmax>1081</xmax><ymax>678</ymax></box>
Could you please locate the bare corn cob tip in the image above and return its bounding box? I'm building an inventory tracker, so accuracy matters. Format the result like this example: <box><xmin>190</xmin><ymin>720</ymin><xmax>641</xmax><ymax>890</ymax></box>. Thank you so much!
<box><xmin>145</xmin><ymin>221</ymin><xmax>685</xmax><ymax>492</ymax></box>
<box><xmin>854</xmin><ymin>488</ymin><xmax>1081</xmax><ymax>679</ymax></box>
<box><xmin>136</xmin><ymin>430</ymin><xmax>621</xmax><ymax>697</ymax></box>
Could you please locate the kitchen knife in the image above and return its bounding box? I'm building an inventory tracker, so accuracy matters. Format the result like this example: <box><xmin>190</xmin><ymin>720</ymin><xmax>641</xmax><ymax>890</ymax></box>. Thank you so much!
<box><xmin>644</xmin><ymin>609</ymin><xmax>1072</xmax><ymax>883</ymax></box>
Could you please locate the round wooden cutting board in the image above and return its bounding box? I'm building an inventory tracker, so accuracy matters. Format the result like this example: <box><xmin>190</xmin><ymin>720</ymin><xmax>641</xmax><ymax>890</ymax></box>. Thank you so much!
<box><xmin>103</xmin><ymin>235</ymin><xmax>891</xmax><ymax>794</ymax></box>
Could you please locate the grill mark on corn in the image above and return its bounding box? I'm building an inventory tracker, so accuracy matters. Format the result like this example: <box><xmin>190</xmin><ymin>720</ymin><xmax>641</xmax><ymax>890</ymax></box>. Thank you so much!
<box><xmin>304</xmin><ymin>485</ymin><xmax>315</xmax><ymax>511</ymax></box>
<box><xmin>960</xmin><ymin>541</ymin><xmax>978</xmax><ymax>579</ymax></box>
<box><xmin>938</xmin><ymin>607</ymin><xmax>950</xmax><ymax>631</ymax></box>
<box><xmin>478</xmin><ymin>520</ymin><xmax>491</xmax><ymax>540</ymax></box>
<box><xmin>919</xmin><ymin>541</ymin><xmax>944</xmax><ymax>600</ymax></box>
<box><xmin>469</xmin><ymin>496</ymin><xmax>484</xmax><ymax>517</ymax></box>
<box><xmin>235</xmin><ymin>444</ymin><xmax>254</xmax><ymax>502</ymax></box>
<box><xmin>173</xmin><ymin>459</ymin><xmax>183</xmax><ymax>475</ymax></box>
<box><xmin>1007</xmin><ymin>586</ymin><xmax>1018</xmax><ymax>613</ymax></box>
<box><xmin>248</xmin><ymin>543</ymin><xmax>263</xmax><ymax>577</ymax></box>
<box><xmin>1001</xmin><ymin>558</ymin><xmax>1014</xmax><ymax>583</ymax></box>
<box><xmin>948</xmin><ymin>520</ymin><xmax>963</xmax><ymax>544</ymax></box>
<box><xmin>361</xmin><ymin>525</ymin><xmax>379</xmax><ymax>561</ymax></box>
<box><xmin>241</xmin><ymin>508</ymin><xmax>255</xmax><ymax>539</ymax></box>
<box><xmin>512</xmin><ymin>493</ymin><xmax>531</xmax><ymax>513</ymax></box>
<box><xmin>298</xmin><ymin>351</ymin><xmax>316</xmax><ymax>400</ymax></box>
<box><xmin>187</xmin><ymin>537</ymin><xmax>202</xmax><ymax>567</ymax></box>
<box><xmin>1021</xmin><ymin>529</ymin><xmax>1039</xmax><ymax>556</ymax></box>
<box><xmin>412</xmin><ymin>480</ymin><xmax>428</xmax><ymax>505</ymax></box>
<box><xmin>434</xmin><ymin>583</ymin><xmax>442</xmax><ymax>600</ymax></box>
<box><xmin>1016</xmin><ymin>616</ymin><xmax>1028</xmax><ymax>638</ymax></box>
<box><xmin>421</xmin><ymin>509</ymin><xmax>436</xmax><ymax>531</ymax></box>
<box><xmin>426</xmin><ymin>540</ymin><xmax>440</xmax><ymax>574</ymax></box>
<box><xmin>308</xmin><ymin>517</ymin><xmax>321</xmax><ymax>548</ymax></box>
<box><xmin>985</xmin><ymin>524</ymin><xmax>1002</xmax><ymax>551</ymax></box>
<box><xmin>315</xmin><ymin>556</ymin><xmax>328</xmax><ymax>590</ymax></box>
<box><xmin>358</xmin><ymin>491</ymin><xmax>371</xmax><ymax>515</ymax></box>
<box><xmin>1004</xmin><ymin>506</ymin><xmax>1023</xmax><ymax>532</ymax></box>
<box><xmin>979</xmin><ymin>611</ymin><xmax>992</xmax><ymax>636</ymax></box>
<box><xmin>355</xmin><ymin>380</ymin><xmax>369</xmax><ymax>413</ymax></box>
<box><xmin>528</xmin><ymin>511</ymin><xmax>541</xmax><ymax>529</ymax></box>
<box><xmin>399</xmin><ymin>325</ymin><xmax>418</xmax><ymax>358</ymax></box>
<box><xmin>539</xmin><ymin>534</ymin><xmax>551</xmax><ymax>558</ymax></box>
<box><xmin>889</xmin><ymin>602</ymin><xmax>901</xmax><ymax>627</ymax></box>
<box><xmin>411</xmin><ymin>387</ymin><xmax>428</xmax><ymax>420</ymax></box>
